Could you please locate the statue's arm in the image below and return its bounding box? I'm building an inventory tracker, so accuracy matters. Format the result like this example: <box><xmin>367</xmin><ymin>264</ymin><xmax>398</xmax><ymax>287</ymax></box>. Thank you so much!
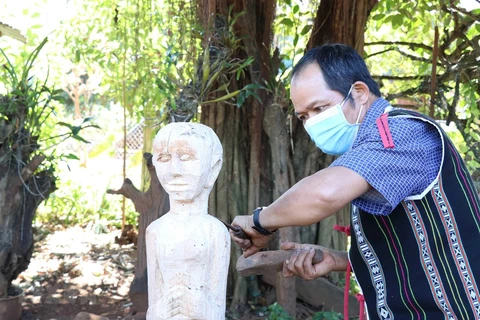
<box><xmin>209</xmin><ymin>228</ymin><xmax>230</xmax><ymax>299</ymax></box>
<box><xmin>146</xmin><ymin>227</ymin><xmax>164</xmax><ymax>307</ymax></box>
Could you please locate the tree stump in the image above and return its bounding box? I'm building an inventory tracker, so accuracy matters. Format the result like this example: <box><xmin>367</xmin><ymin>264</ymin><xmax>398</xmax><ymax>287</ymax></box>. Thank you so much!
<box><xmin>1</xmin><ymin>93</ymin><xmax>56</xmax><ymax>299</ymax></box>
<box><xmin>107</xmin><ymin>153</ymin><xmax>169</xmax><ymax>313</ymax></box>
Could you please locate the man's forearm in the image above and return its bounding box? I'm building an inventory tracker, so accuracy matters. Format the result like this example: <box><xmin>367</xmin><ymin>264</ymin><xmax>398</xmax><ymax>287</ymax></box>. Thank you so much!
<box><xmin>258</xmin><ymin>166</ymin><xmax>370</xmax><ymax>231</ymax></box>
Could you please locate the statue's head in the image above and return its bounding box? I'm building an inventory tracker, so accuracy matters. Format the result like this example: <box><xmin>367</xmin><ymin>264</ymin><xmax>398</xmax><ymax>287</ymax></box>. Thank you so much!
<box><xmin>152</xmin><ymin>123</ymin><xmax>223</xmax><ymax>202</ymax></box>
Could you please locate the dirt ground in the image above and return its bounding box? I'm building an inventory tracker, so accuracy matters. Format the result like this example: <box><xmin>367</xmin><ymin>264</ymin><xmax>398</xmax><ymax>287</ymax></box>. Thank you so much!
<box><xmin>13</xmin><ymin>225</ymin><xmax>320</xmax><ymax>320</ymax></box>
<box><xmin>14</xmin><ymin>225</ymin><xmax>136</xmax><ymax>320</ymax></box>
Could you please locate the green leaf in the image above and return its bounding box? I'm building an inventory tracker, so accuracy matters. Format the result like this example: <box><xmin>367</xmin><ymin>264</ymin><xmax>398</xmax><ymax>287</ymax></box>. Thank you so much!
<box><xmin>203</xmin><ymin>90</ymin><xmax>241</xmax><ymax>104</ymax></box>
<box><xmin>82</xmin><ymin>116</ymin><xmax>93</xmax><ymax>124</ymax></box>
<box><xmin>293</xmin><ymin>5</ymin><xmax>299</xmax><ymax>14</ymax></box>
<box><xmin>281</xmin><ymin>18</ymin><xmax>294</xmax><ymax>28</ymax></box>
<box><xmin>236</xmin><ymin>91</ymin><xmax>246</xmax><ymax>107</ymax></box>
<box><xmin>63</xmin><ymin>153</ymin><xmax>80</xmax><ymax>160</ymax></box>
<box><xmin>248</xmin><ymin>90</ymin><xmax>262</xmax><ymax>103</ymax></box>
<box><xmin>243</xmin><ymin>83</ymin><xmax>263</xmax><ymax>90</ymax></box>
<box><xmin>71</xmin><ymin>126</ymin><xmax>81</xmax><ymax>135</ymax></box>
<box><xmin>75</xmin><ymin>49</ymin><xmax>81</xmax><ymax>63</ymax></box>
<box><xmin>293</xmin><ymin>34</ymin><xmax>299</xmax><ymax>47</ymax></box>
<box><xmin>57</xmin><ymin>121</ymin><xmax>74</xmax><ymax>130</ymax></box>
<box><xmin>300</xmin><ymin>24</ymin><xmax>312</xmax><ymax>36</ymax></box>
<box><xmin>372</xmin><ymin>13</ymin><xmax>385</xmax><ymax>21</ymax></box>
<box><xmin>72</xmin><ymin>135</ymin><xmax>90</xmax><ymax>143</ymax></box>
<box><xmin>392</xmin><ymin>15</ymin><xmax>404</xmax><ymax>28</ymax></box>
<box><xmin>51</xmin><ymin>95</ymin><xmax>66</xmax><ymax>103</ymax></box>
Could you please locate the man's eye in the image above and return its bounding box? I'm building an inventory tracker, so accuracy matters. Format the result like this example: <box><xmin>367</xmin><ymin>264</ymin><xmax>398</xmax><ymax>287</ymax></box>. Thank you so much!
<box><xmin>157</xmin><ymin>154</ymin><xmax>171</xmax><ymax>162</ymax></box>
<box><xmin>179</xmin><ymin>154</ymin><xmax>195</xmax><ymax>161</ymax></box>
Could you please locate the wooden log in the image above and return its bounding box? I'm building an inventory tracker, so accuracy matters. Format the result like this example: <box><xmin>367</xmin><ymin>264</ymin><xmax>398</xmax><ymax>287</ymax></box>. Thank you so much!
<box><xmin>236</xmin><ymin>249</ymin><xmax>323</xmax><ymax>276</ymax></box>
<box><xmin>262</xmin><ymin>272</ymin><xmax>360</xmax><ymax>318</ymax></box>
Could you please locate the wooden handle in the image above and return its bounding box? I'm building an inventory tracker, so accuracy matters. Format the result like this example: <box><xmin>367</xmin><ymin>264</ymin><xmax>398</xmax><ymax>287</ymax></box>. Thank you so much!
<box><xmin>236</xmin><ymin>248</ymin><xmax>323</xmax><ymax>277</ymax></box>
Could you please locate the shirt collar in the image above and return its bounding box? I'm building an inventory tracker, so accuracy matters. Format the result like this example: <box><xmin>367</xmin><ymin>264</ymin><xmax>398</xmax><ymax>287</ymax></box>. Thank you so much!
<box><xmin>361</xmin><ymin>97</ymin><xmax>392</xmax><ymax>127</ymax></box>
<box><xmin>350</xmin><ymin>97</ymin><xmax>391</xmax><ymax>150</ymax></box>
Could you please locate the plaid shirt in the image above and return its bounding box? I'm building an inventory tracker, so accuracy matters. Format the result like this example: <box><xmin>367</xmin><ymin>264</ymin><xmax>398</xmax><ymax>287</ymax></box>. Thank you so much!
<box><xmin>331</xmin><ymin>97</ymin><xmax>442</xmax><ymax>215</ymax></box>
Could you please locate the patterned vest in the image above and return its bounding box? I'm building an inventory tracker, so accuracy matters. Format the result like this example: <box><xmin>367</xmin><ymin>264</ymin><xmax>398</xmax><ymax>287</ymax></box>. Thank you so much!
<box><xmin>349</xmin><ymin>109</ymin><xmax>480</xmax><ymax>319</ymax></box>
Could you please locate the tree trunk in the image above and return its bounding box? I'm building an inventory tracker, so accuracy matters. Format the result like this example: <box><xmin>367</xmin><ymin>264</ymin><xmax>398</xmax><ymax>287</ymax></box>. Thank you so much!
<box><xmin>0</xmin><ymin>159</ymin><xmax>55</xmax><ymax>298</ymax></box>
<box><xmin>106</xmin><ymin>153</ymin><xmax>169</xmax><ymax>313</ymax></box>
<box><xmin>0</xmin><ymin>96</ymin><xmax>56</xmax><ymax>298</ymax></box>
<box><xmin>307</xmin><ymin>0</ymin><xmax>378</xmax><ymax>53</ymax></box>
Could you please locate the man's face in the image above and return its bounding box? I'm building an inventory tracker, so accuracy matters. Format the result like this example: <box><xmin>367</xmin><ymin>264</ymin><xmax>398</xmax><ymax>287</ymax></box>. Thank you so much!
<box><xmin>291</xmin><ymin>63</ymin><xmax>357</xmax><ymax>124</ymax></box>
<box><xmin>153</xmin><ymin>131</ymin><xmax>212</xmax><ymax>202</ymax></box>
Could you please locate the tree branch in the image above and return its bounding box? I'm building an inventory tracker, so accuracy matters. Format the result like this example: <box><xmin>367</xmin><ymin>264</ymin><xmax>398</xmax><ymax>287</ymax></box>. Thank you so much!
<box><xmin>373</xmin><ymin>75</ymin><xmax>430</xmax><ymax>81</ymax></box>
<box><xmin>107</xmin><ymin>178</ymin><xmax>142</xmax><ymax>199</ymax></box>
<box><xmin>19</xmin><ymin>155</ymin><xmax>45</xmax><ymax>185</ymax></box>
<box><xmin>396</xmin><ymin>48</ymin><xmax>432</xmax><ymax>63</ymax></box>
<box><xmin>365</xmin><ymin>48</ymin><xmax>395</xmax><ymax>59</ymax></box>
<box><xmin>365</xmin><ymin>41</ymin><xmax>432</xmax><ymax>51</ymax></box>
<box><xmin>449</xmin><ymin>3</ymin><xmax>480</xmax><ymax>22</ymax></box>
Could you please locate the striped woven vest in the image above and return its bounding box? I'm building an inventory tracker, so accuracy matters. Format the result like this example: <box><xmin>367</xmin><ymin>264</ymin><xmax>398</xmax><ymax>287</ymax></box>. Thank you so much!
<box><xmin>349</xmin><ymin>109</ymin><xmax>480</xmax><ymax>319</ymax></box>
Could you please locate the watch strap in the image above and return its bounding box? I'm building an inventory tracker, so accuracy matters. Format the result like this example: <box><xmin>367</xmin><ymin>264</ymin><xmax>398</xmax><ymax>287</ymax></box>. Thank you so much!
<box><xmin>252</xmin><ymin>207</ymin><xmax>276</xmax><ymax>236</ymax></box>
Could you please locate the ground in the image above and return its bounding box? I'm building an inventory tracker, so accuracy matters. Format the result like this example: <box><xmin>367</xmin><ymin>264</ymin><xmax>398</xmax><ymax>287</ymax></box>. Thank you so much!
<box><xmin>14</xmin><ymin>225</ymin><xmax>135</xmax><ymax>320</ymax></box>
<box><xmin>13</xmin><ymin>224</ymin><xmax>322</xmax><ymax>320</ymax></box>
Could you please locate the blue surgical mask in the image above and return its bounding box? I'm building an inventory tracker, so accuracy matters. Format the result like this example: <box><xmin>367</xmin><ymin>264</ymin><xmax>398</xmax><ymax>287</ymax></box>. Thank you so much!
<box><xmin>304</xmin><ymin>87</ymin><xmax>363</xmax><ymax>156</ymax></box>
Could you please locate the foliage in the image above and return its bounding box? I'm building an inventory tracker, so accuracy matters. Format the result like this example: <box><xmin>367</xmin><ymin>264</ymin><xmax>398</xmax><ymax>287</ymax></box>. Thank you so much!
<box><xmin>0</xmin><ymin>36</ymin><xmax>73</xmax><ymax>298</ymax></box>
<box><xmin>365</xmin><ymin>0</ymin><xmax>480</xmax><ymax>176</ymax></box>
<box><xmin>35</xmin><ymin>104</ymin><xmax>140</xmax><ymax>228</ymax></box>
<box><xmin>266</xmin><ymin>302</ymin><xmax>293</xmax><ymax>320</ymax></box>
<box><xmin>264</xmin><ymin>303</ymin><xmax>343</xmax><ymax>320</ymax></box>
<box><xmin>312</xmin><ymin>311</ymin><xmax>343</xmax><ymax>320</ymax></box>
<box><xmin>159</xmin><ymin>4</ymin><xmax>259</xmax><ymax>120</ymax></box>
<box><xmin>0</xmin><ymin>37</ymin><xmax>88</xmax><ymax>176</ymax></box>
<box><xmin>37</xmin><ymin>177</ymin><xmax>138</xmax><ymax>228</ymax></box>
<box><xmin>273</xmin><ymin>0</ymin><xmax>317</xmax><ymax>81</ymax></box>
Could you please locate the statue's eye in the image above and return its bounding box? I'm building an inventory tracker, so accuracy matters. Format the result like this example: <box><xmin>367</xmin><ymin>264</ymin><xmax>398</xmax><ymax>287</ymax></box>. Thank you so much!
<box><xmin>179</xmin><ymin>153</ymin><xmax>195</xmax><ymax>161</ymax></box>
<box><xmin>157</xmin><ymin>154</ymin><xmax>171</xmax><ymax>162</ymax></box>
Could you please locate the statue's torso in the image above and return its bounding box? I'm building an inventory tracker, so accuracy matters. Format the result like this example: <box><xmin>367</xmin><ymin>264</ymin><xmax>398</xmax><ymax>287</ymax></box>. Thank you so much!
<box><xmin>146</xmin><ymin>213</ymin><xmax>230</xmax><ymax>320</ymax></box>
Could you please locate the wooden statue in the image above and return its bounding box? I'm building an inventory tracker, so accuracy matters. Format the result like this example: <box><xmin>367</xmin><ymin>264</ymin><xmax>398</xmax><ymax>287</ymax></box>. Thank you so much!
<box><xmin>146</xmin><ymin>122</ymin><xmax>229</xmax><ymax>320</ymax></box>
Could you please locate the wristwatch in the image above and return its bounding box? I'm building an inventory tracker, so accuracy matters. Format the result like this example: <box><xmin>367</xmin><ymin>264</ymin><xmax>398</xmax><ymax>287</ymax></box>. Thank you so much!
<box><xmin>252</xmin><ymin>207</ymin><xmax>277</xmax><ymax>236</ymax></box>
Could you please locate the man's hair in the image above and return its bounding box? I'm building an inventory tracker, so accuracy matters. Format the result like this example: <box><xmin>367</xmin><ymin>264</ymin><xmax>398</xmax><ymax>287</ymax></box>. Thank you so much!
<box><xmin>292</xmin><ymin>44</ymin><xmax>381</xmax><ymax>97</ymax></box>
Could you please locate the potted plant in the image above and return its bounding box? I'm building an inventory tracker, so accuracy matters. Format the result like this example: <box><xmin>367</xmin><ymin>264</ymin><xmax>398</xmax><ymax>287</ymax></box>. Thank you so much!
<box><xmin>0</xmin><ymin>38</ymin><xmax>94</xmax><ymax>319</ymax></box>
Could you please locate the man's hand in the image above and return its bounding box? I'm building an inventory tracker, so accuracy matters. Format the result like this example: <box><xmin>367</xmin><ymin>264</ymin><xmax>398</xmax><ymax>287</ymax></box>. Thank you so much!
<box><xmin>230</xmin><ymin>215</ymin><xmax>273</xmax><ymax>257</ymax></box>
<box><xmin>281</xmin><ymin>242</ymin><xmax>348</xmax><ymax>281</ymax></box>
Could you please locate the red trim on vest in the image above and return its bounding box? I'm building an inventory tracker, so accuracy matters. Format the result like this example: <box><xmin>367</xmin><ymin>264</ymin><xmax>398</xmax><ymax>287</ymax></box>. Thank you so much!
<box><xmin>356</xmin><ymin>293</ymin><xmax>366</xmax><ymax>320</ymax></box>
<box><xmin>376</xmin><ymin>113</ymin><xmax>395</xmax><ymax>149</ymax></box>
<box><xmin>333</xmin><ymin>224</ymin><xmax>351</xmax><ymax>236</ymax></box>
<box><xmin>334</xmin><ymin>225</ymin><xmax>363</xmax><ymax>320</ymax></box>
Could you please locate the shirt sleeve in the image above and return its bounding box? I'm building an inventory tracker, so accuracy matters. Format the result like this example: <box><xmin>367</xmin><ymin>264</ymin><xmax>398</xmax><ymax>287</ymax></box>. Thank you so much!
<box><xmin>331</xmin><ymin>116</ymin><xmax>442</xmax><ymax>215</ymax></box>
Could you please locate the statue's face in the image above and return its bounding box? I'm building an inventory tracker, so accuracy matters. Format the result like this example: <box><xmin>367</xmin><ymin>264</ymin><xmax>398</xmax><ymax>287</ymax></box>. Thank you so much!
<box><xmin>153</xmin><ymin>130</ymin><xmax>212</xmax><ymax>202</ymax></box>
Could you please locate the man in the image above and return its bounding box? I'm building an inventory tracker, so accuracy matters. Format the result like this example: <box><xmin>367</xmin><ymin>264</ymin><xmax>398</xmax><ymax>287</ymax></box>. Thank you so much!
<box><xmin>231</xmin><ymin>44</ymin><xmax>480</xmax><ymax>319</ymax></box>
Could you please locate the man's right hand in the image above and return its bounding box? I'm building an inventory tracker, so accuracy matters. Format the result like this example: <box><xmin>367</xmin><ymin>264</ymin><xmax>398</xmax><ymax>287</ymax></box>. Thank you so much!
<box><xmin>281</xmin><ymin>241</ymin><xmax>348</xmax><ymax>280</ymax></box>
<box><xmin>230</xmin><ymin>215</ymin><xmax>273</xmax><ymax>257</ymax></box>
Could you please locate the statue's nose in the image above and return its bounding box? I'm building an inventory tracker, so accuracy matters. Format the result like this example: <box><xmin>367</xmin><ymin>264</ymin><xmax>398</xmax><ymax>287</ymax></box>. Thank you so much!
<box><xmin>171</xmin><ymin>158</ymin><xmax>183</xmax><ymax>176</ymax></box>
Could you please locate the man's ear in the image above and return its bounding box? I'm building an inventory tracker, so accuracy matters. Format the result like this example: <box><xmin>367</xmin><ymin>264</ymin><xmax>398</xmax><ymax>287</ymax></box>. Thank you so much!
<box><xmin>352</xmin><ymin>81</ymin><xmax>370</xmax><ymax>105</ymax></box>
<box><xmin>205</xmin><ymin>157</ymin><xmax>222</xmax><ymax>189</ymax></box>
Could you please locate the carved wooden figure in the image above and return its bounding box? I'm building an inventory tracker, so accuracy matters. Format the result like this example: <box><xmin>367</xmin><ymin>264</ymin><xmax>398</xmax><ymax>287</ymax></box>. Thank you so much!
<box><xmin>146</xmin><ymin>123</ymin><xmax>229</xmax><ymax>320</ymax></box>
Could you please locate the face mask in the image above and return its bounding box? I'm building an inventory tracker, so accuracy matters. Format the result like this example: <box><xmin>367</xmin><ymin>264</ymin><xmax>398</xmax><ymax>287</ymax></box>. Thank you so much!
<box><xmin>304</xmin><ymin>87</ymin><xmax>363</xmax><ymax>156</ymax></box>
